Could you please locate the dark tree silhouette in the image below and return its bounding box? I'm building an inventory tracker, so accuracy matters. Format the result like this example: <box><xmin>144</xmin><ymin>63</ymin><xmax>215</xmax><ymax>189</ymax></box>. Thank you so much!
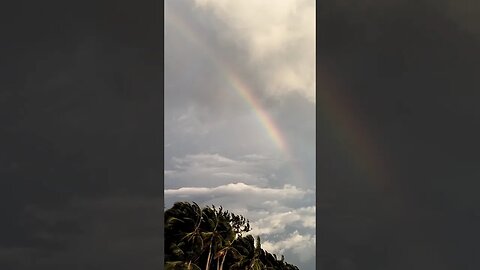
<box><xmin>165</xmin><ymin>201</ymin><xmax>300</xmax><ymax>270</ymax></box>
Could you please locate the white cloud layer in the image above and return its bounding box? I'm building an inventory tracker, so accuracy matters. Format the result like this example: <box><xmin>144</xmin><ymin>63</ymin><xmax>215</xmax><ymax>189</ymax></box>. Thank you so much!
<box><xmin>165</xmin><ymin>182</ymin><xmax>311</xmax><ymax>204</ymax></box>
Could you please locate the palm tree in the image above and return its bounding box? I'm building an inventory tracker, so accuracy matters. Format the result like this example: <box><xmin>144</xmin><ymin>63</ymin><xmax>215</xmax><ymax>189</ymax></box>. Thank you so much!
<box><xmin>180</xmin><ymin>202</ymin><xmax>204</xmax><ymax>252</ymax></box>
<box><xmin>247</xmin><ymin>236</ymin><xmax>265</xmax><ymax>270</ymax></box>
<box><xmin>201</xmin><ymin>206</ymin><xmax>224</xmax><ymax>270</ymax></box>
<box><xmin>164</xmin><ymin>202</ymin><xmax>299</xmax><ymax>270</ymax></box>
<box><xmin>164</xmin><ymin>260</ymin><xmax>201</xmax><ymax>270</ymax></box>
<box><xmin>229</xmin><ymin>235</ymin><xmax>255</xmax><ymax>270</ymax></box>
<box><xmin>165</xmin><ymin>202</ymin><xmax>204</xmax><ymax>264</ymax></box>
<box><xmin>214</xmin><ymin>239</ymin><xmax>244</xmax><ymax>270</ymax></box>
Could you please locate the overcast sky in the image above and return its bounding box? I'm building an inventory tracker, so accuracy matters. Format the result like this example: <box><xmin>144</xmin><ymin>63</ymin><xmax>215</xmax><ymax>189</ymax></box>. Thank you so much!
<box><xmin>164</xmin><ymin>0</ymin><xmax>315</xmax><ymax>269</ymax></box>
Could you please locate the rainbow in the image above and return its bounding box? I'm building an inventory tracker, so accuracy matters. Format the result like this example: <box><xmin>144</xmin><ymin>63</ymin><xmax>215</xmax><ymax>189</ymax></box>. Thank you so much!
<box><xmin>226</xmin><ymin>74</ymin><xmax>288</xmax><ymax>153</ymax></box>
<box><xmin>316</xmin><ymin>66</ymin><xmax>392</xmax><ymax>190</ymax></box>
<box><xmin>165</xmin><ymin>2</ymin><xmax>396</xmax><ymax>193</ymax></box>
<box><xmin>165</xmin><ymin>3</ymin><xmax>395</xmax><ymax>191</ymax></box>
<box><xmin>165</xmin><ymin>6</ymin><xmax>290</xmax><ymax>157</ymax></box>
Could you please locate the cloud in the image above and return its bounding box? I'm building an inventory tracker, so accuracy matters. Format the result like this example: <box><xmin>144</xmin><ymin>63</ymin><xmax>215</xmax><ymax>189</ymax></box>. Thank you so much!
<box><xmin>249</xmin><ymin>206</ymin><xmax>315</xmax><ymax>235</ymax></box>
<box><xmin>262</xmin><ymin>230</ymin><xmax>316</xmax><ymax>263</ymax></box>
<box><xmin>164</xmin><ymin>153</ymin><xmax>285</xmax><ymax>189</ymax></box>
<box><xmin>164</xmin><ymin>182</ymin><xmax>313</xmax><ymax>214</ymax></box>
<box><xmin>164</xmin><ymin>2</ymin><xmax>316</xmax><ymax>183</ymax></box>
<box><xmin>165</xmin><ymin>182</ymin><xmax>310</xmax><ymax>200</ymax></box>
<box><xmin>191</xmin><ymin>0</ymin><xmax>315</xmax><ymax>102</ymax></box>
<box><xmin>172</xmin><ymin>105</ymin><xmax>211</xmax><ymax>136</ymax></box>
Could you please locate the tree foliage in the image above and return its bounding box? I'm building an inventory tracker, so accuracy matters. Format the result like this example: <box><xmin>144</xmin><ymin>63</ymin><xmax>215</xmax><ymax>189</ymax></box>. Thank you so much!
<box><xmin>165</xmin><ymin>201</ymin><xmax>300</xmax><ymax>270</ymax></box>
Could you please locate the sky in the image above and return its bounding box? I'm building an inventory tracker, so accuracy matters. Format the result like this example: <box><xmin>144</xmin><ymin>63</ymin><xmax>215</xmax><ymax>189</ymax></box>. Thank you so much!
<box><xmin>164</xmin><ymin>0</ymin><xmax>316</xmax><ymax>269</ymax></box>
